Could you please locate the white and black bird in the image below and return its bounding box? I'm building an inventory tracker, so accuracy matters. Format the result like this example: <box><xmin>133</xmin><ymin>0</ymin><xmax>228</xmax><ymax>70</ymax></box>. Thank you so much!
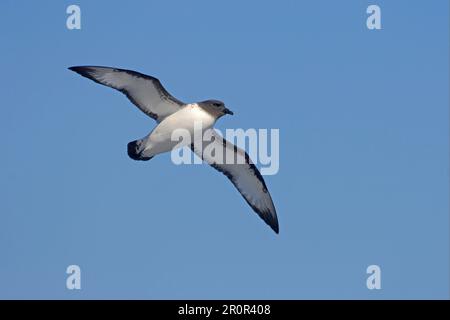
<box><xmin>69</xmin><ymin>66</ymin><xmax>279</xmax><ymax>233</ymax></box>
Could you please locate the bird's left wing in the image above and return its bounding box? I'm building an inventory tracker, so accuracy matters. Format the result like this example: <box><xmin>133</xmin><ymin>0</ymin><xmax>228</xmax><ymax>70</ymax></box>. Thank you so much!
<box><xmin>69</xmin><ymin>66</ymin><xmax>184</xmax><ymax>122</ymax></box>
<box><xmin>191</xmin><ymin>130</ymin><xmax>279</xmax><ymax>233</ymax></box>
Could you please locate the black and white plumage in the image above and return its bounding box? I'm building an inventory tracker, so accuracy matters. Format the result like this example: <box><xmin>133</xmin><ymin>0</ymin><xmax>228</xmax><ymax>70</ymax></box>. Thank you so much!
<box><xmin>191</xmin><ymin>130</ymin><xmax>278</xmax><ymax>233</ymax></box>
<box><xmin>69</xmin><ymin>66</ymin><xmax>279</xmax><ymax>234</ymax></box>
<box><xmin>69</xmin><ymin>66</ymin><xmax>184</xmax><ymax>122</ymax></box>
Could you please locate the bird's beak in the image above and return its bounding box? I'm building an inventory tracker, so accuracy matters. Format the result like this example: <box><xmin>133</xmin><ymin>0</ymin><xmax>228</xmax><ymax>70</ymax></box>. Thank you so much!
<box><xmin>224</xmin><ymin>108</ymin><xmax>234</xmax><ymax>115</ymax></box>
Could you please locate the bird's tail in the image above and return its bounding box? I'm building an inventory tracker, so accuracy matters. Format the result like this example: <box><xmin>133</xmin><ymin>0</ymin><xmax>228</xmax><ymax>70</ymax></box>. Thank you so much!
<box><xmin>127</xmin><ymin>139</ymin><xmax>153</xmax><ymax>161</ymax></box>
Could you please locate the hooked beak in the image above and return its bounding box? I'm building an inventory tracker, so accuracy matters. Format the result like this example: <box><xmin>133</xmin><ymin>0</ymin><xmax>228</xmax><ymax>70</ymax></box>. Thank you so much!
<box><xmin>224</xmin><ymin>108</ymin><xmax>234</xmax><ymax>115</ymax></box>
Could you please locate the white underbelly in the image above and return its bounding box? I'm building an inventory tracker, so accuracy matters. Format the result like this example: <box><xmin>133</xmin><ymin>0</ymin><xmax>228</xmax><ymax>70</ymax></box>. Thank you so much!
<box><xmin>144</xmin><ymin>105</ymin><xmax>215</xmax><ymax>156</ymax></box>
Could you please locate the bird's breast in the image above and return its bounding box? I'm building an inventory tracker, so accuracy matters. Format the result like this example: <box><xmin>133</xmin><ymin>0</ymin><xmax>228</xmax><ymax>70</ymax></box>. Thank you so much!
<box><xmin>173</xmin><ymin>104</ymin><xmax>215</xmax><ymax>130</ymax></box>
<box><xmin>150</xmin><ymin>104</ymin><xmax>215</xmax><ymax>141</ymax></box>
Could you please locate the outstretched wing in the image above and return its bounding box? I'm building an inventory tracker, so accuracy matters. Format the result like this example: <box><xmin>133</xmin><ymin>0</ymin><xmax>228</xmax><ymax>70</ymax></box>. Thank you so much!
<box><xmin>69</xmin><ymin>66</ymin><xmax>184</xmax><ymax>122</ymax></box>
<box><xmin>191</xmin><ymin>130</ymin><xmax>279</xmax><ymax>234</ymax></box>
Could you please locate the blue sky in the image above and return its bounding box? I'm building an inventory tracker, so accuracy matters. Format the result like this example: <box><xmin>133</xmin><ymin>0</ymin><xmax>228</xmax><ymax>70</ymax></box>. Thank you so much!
<box><xmin>0</xmin><ymin>0</ymin><xmax>448</xmax><ymax>299</ymax></box>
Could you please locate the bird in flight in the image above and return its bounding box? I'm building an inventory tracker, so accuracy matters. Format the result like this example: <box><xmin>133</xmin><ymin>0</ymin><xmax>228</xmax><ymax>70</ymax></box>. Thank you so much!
<box><xmin>69</xmin><ymin>66</ymin><xmax>279</xmax><ymax>233</ymax></box>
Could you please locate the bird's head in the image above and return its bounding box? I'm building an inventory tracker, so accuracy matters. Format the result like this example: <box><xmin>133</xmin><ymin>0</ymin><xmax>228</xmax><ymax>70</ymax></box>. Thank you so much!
<box><xmin>199</xmin><ymin>100</ymin><xmax>233</xmax><ymax>118</ymax></box>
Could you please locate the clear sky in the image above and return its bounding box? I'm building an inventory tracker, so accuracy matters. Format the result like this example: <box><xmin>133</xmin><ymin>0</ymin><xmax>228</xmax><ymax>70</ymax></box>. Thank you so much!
<box><xmin>0</xmin><ymin>0</ymin><xmax>448</xmax><ymax>299</ymax></box>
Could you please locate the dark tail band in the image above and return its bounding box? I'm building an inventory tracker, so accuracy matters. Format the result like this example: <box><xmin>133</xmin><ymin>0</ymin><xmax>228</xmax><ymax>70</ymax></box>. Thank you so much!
<box><xmin>127</xmin><ymin>140</ymin><xmax>153</xmax><ymax>161</ymax></box>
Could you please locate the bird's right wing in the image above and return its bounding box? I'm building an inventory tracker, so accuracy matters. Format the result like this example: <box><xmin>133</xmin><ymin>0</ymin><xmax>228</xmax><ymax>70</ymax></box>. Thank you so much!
<box><xmin>69</xmin><ymin>66</ymin><xmax>184</xmax><ymax>122</ymax></box>
<box><xmin>191</xmin><ymin>130</ymin><xmax>279</xmax><ymax>233</ymax></box>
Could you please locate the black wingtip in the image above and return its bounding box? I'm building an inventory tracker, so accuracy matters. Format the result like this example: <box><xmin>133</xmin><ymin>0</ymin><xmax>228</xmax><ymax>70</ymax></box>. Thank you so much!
<box><xmin>258</xmin><ymin>208</ymin><xmax>279</xmax><ymax>234</ymax></box>
<box><xmin>270</xmin><ymin>219</ymin><xmax>279</xmax><ymax>234</ymax></box>
<box><xmin>68</xmin><ymin>66</ymin><xmax>85</xmax><ymax>77</ymax></box>
<box><xmin>258</xmin><ymin>209</ymin><xmax>279</xmax><ymax>234</ymax></box>
<box><xmin>68</xmin><ymin>66</ymin><xmax>88</xmax><ymax>75</ymax></box>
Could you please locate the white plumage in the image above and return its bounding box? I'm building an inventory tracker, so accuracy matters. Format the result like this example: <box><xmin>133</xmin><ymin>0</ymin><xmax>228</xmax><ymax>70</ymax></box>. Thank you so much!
<box><xmin>69</xmin><ymin>66</ymin><xmax>279</xmax><ymax>233</ymax></box>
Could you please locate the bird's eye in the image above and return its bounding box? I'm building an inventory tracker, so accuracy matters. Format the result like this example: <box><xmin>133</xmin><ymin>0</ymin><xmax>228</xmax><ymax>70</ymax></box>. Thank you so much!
<box><xmin>214</xmin><ymin>103</ymin><xmax>221</xmax><ymax>107</ymax></box>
